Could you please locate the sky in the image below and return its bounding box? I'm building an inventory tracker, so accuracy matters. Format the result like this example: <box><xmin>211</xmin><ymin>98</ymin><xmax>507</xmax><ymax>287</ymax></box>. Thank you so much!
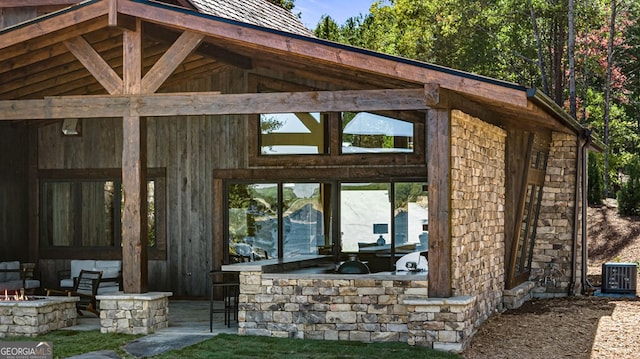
<box><xmin>293</xmin><ymin>0</ymin><xmax>376</xmax><ymax>29</ymax></box>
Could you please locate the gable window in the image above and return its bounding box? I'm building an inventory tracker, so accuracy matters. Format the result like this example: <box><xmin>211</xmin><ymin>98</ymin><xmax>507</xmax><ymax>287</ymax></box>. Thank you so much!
<box><xmin>342</xmin><ymin>112</ymin><xmax>413</xmax><ymax>154</ymax></box>
<box><xmin>260</xmin><ymin>112</ymin><xmax>328</xmax><ymax>155</ymax></box>
<box><xmin>248</xmin><ymin>76</ymin><xmax>425</xmax><ymax>167</ymax></box>
<box><xmin>38</xmin><ymin>169</ymin><xmax>166</xmax><ymax>260</ymax></box>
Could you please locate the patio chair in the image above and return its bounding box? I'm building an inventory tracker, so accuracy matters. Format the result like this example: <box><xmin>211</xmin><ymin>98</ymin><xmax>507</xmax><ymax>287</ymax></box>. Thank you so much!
<box><xmin>46</xmin><ymin>269</ymin><xmax>102</xmax><ymax>316</ymax></box>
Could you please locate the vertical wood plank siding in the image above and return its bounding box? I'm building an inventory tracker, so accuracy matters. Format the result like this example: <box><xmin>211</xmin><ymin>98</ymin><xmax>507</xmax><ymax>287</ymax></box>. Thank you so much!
<box><xmin>37</xmin><ymin>69</ymin><xmax>247</xmax><ymax>296</ymax></box>
<box><xmin>0</xmin><ymin>122</ymin><xmax>29</xmax><ymax>261</ymax></box>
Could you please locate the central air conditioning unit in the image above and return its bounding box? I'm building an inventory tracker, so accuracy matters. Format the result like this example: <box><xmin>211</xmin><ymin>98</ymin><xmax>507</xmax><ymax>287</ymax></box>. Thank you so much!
<box><xmin>601</xmin><ymin>262</ymin><xmax>638</xmax><ymax>294</ymax></box>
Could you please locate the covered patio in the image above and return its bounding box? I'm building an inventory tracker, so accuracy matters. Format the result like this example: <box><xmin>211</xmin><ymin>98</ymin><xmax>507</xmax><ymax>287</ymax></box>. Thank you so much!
<box><xmin>0</xmin><ymin>0</ymin><xmax>595</xmax><ymax>352</ymax></box>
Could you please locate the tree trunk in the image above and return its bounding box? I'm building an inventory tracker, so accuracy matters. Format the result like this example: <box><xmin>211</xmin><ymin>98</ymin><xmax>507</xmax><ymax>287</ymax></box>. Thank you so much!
<box><xmin>604</xmin><ymin>0</ymin><xmax>617</xmax><ymax>197</ymax></box>
<box><xmin>529</xmin><ymin>0</ymin><xmax>549</xmax><ymax>95</ymax></box>
<box><xmin>568</xmin><ymin>0</ymin><xmax>576</xmax><ymax>119</ymax></box>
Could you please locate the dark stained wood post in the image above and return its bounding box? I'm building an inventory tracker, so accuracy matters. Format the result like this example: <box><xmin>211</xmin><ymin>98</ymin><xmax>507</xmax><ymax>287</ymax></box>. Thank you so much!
<box><xmin>427</xmin><ymin>108</ymin><xmax>452</xmax><ymax>297</ymax></box>
<box><xmin>121</xmin><ymin>19</ymin><xmax>148</xmax><ymax>293</ymax></box>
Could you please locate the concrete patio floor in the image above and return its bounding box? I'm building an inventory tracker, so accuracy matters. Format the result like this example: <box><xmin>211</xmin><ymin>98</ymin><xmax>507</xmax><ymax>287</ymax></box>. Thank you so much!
<box><xmin>64</xmin><ymin>299</ymin><xmax>238</xmax><ymax>358</ymax></box>
<box><xmin>65</xmin><ymin>299</ymin><xmax>237</xmax><ymax>334</ymax></box>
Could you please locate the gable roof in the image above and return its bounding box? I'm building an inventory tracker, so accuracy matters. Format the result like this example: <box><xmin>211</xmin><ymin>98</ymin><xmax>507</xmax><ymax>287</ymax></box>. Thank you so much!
<box><xmin>187</xmin><ymin>0</ymin><xmax>313</xmax><ymax>36</ymax></box>
<box><xmin>0</xmin><ymin>0</ymin><xmax>591</xmax><ymax>140</ymax></box>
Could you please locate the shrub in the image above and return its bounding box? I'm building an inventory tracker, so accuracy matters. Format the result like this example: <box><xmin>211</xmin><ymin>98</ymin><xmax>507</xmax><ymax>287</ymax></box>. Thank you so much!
<box><xmin>617</xmin><ymin>156</ymin><xmax>640</xmax><ymax>216</ymax></box>
<box><xmin>588</xmin><ymin>152</ymin><xmax>604</xmax><ymax>205</ymax></box>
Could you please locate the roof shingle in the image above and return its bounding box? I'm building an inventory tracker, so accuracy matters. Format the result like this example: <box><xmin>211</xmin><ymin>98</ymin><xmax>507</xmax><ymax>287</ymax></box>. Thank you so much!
<box><xmin>187</xmin><ymin>0</ymin><xmax>313</xmax><ymax>37</ymax></box>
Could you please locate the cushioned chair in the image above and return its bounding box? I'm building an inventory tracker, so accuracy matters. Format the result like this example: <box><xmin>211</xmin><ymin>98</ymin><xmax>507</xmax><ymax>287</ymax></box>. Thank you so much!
<box><xmin>47</xmin><ymin>270</ymin><xmax>102</xmax><ymax>316</ymax></box>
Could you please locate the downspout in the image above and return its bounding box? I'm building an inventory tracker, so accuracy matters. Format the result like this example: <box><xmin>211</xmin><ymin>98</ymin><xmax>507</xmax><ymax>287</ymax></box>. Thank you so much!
<box><xmin>569</xmin><ymin>133</ymin><xmax>582</xmax><ymax>296</ymax></box>
<box><xmin>581</xmin><ymin>129</ymin><xmax>593</xmax><ymax>293</ymax></box>
<box><xmin>569</xmin><ymin>128</ymin><xmax>592</xmax><ymax>296</ymax></box>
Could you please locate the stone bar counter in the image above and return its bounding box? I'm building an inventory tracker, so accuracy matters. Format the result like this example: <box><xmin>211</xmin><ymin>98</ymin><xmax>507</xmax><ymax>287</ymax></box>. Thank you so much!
<box><xmin>222</xmin><ymin>255</ymin><xmax>476</xmax><ymax>352</ymax></box>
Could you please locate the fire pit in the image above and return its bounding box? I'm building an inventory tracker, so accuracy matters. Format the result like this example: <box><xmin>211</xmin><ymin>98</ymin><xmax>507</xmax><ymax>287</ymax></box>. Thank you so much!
<box><xmin>0</xmin><ymin>290</ymin><xmax>78</xmax><ymax>338</ymax></box>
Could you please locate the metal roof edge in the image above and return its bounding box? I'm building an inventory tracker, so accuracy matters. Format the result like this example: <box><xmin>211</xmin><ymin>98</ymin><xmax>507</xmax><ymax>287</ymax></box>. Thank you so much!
<box><xmin>526</xmin><ymin>88</ymin><xmax>605</xmax><ymax>151</ymax></box>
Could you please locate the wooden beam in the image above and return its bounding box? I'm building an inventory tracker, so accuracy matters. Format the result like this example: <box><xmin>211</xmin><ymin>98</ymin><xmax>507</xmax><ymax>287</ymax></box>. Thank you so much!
<box><xmin>141</xmin><ymin>31</ymin><xmax>205</xmax><ymax>93</ymax></box>
<box><xmin>121</xmin><ymin>20</ymin><xmax>148</xmax><ymax>294</ymax></box>
<box><xmin>1</xmin><ymin>0</ymin><xmax>80</xmax><ymax>7</ymax></box>
<box><xmin>0</xmin><ymin>1</ymin><xmax>108</xmax><ymax>51</ymax></box>
<box><xmin>0</xmin><ymin>88</ymin><xmax>430</xmax><ymax>120</ymax></box>
<box><xmin>142</xmin><ymin>23</ymin><xmax>253</xmax><ymax>70</ymax></box>
<box><xmin>427</xmin><ymin>108</ymin><xmax>452</xmax><ymax>298</ymax></box>
<box><xmin>64</xmin><ymin>36</ymin><xmax>123</xmax><ymax>95</ymax></box>
<box><xmin>117</xmin><ymin>0</ymin><xmax>528</xmax><ymax>108</ymax></box>
<box><xmin>122</xmin><ymin>21</ymin><xmax>141</xmax><ymax>94</ymax></box>
<box><xmin>133</xmin><ymin>88</ymin><xmax>433</xmax><ymax>116</ymax></box>
<box><xmin>121</xmin><ymin>114</ymin><xmax>148</xmax><ymax>294</ymax></box>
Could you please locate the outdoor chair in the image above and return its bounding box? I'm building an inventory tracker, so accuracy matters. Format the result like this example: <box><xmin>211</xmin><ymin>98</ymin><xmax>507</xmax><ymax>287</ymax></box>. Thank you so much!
<box><xmin>209</xmin><ymin>270</ymin><xmax>240</xmax><ymax>330</ymax></box>
<box><xmin>46</xmin><ymin>269</ymin><xmax>102</xmax><ymax>316</ymax></box>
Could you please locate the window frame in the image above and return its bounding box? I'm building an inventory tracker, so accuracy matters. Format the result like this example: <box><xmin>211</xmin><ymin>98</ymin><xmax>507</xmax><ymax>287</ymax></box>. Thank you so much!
<box><xmin>37</xmin><ymin>168</ymin><xmax>167</xmax><ymax>260</ymax></box>
<box><xmin>248</xmin><ymin>76</ymin><xmax>425</xmax><ymax>167</ymax></box>
<box><xmin>216</xmin><ymin>167</ymin><xmax>428</xmax><ymax>268</ymax></box>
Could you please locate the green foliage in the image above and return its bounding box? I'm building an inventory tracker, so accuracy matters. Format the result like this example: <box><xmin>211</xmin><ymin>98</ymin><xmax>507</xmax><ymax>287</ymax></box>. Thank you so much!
<box><xmin>617</xmin><ymin>156</ymin><xmax>640</xmax><ymax>216</ymax></box>
<box><xmin>584</xmin><ymin>89</ymin><xmax>640</xmax><ymax>192</ymax></box>
<box><xmin>588</xmin><ymin>152</ymin><xmax>604</xmax><ymax>205</ymax></box>
<box><xmin>311</xmin><ymin>0</ymin><xmax>640</xmax><ymax>195</ymax></box>
<box><xmin>266</xmin><ymin>0</ymin><xmax>295</xmax><ymax>11</ymax></box>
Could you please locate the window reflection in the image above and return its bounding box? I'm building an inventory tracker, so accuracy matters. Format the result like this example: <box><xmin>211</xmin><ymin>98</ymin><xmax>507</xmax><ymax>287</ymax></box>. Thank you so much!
<box><xmin>260</xmin><ymin>113</ymin><xmax>326</xmax><ymax>155</ymax></box>
<box><xmin>342</xmin><ymin>112</ymin><xmax>413</xmax><ymax>153</ymax></box>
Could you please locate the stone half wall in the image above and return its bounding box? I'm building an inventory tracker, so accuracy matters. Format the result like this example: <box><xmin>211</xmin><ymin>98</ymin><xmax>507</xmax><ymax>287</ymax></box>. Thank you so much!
<box><xmin>450</xmin><ymin>110</ymin><xmax>506</xmax><ymax>327</ymax></box>
<box><xmin>238</xmin><ymin>272</ymin><xmax>477</xmax><ymax>352</ymax></box>
<box><xmin>530</xmin><ymin>132</ymin><xmax>582</xmax><ymax>297</ymax></box>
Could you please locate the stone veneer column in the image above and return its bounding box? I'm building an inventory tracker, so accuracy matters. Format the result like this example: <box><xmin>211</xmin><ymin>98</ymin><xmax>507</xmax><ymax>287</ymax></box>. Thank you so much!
<box><xmin>530</xmin><ymin>132</ymin><xmax>581</xmax><ymax>297</ymax></box>
<box><xmin>97</xmin><ymin>292</ymin><xmax>172</xmax><ymax>334</ymax></box>
<box><xmin>449</xmin><ymin>110</ymin><xmax>506</xmax><ymax>328</ymax></box>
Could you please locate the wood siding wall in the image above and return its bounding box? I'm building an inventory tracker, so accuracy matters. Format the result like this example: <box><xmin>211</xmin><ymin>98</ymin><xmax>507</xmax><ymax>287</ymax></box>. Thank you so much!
<box><xmin>0</xmin><ymin>122</ymin><xmax>29</xmax><ymax>261</ymax></box>
<box><xmin>37</xmin><ymin>68</ymin><xmax>247</xmax><ymax>296</ymax></box>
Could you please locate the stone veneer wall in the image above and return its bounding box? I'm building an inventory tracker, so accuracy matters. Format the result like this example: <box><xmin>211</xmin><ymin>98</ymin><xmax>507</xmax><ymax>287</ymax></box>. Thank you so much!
<box><xmin>98</xmin><ymin>292</ymin><xmax>171</xmax><ymax>334</ymax></box>
<box><xmin>530</xmin><ymin>132</ymin><xmax>581</xmax><ymax>297</ymax></box>
<box><xmin>0</xmin><ymin>297</ymin><xmax>77</xmax><ymax>338</ymax></box>
<box><xmin>239</xmin><ymin>273</ymin><xmax>428</xmax><ymax>342</ymax></box>
<box><xmin>238</xmin><ymin>272</ymin><xmax>477</xmax><ymax>351</ymax></box>
<box><xmin>450</xmin><ymin>110</ymin><xmax>506</xmax><ymax>327</ymax></box>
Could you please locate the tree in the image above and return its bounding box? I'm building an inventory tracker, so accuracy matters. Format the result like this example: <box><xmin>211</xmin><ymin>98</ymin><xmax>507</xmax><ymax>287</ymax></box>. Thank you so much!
<box><xmin>603</xmin><ymin>0</ymin><xmax>617</xmax><ymax>197</ymax></box>
<box><xmin>588</xmin><ymin>152</ymin><xmax>604</xmax><ymax>205</ymax></box>
<box><xmin>266</xmin><ymin>0</ymin><xmax>295</xmax><ymax>11</ymax></box>
<box><xmin>617</xmin><ymin>156</ymin><xmax>640</xmax><ymax>215</ymax></box>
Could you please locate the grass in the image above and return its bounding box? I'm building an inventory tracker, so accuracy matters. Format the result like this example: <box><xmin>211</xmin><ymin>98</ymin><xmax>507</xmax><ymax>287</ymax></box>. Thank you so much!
<box><xmin>4</xmin><ymin>330</ymin><xmax>142</xmax><ymax>358</ymax></box>
<box><xmin>3</xmin><ymin>332</ymin><xmax>461</xmax><ymax>359</ymax></box>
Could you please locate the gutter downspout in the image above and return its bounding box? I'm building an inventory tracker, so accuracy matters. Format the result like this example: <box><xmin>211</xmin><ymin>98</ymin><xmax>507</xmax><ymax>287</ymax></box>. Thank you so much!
<box><xmin>569</xmin><ymin>134</ymin><xmax>582</xmax><ymax>296</ymax></box>
<box><xmin>569</xmin><ymin>128</ymin><xmax>592</xmax><ymax>296</ymax></box>
<box><xmin>581</xmin><ymin>129</ymin><xmax>593</xmax><ymax>293</ymax></box>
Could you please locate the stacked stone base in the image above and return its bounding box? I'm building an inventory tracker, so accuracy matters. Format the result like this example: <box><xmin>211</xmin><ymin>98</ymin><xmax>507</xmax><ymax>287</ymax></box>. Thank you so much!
<box><xmin>503</xmin><ymin>281</ymin><xmax>535</xmax><ymax>309</ymax></box>
<box><xmin>0</xmin><ymin>297</ymin><xmax>78</xmax><ymax>338</ymax></box>
<box><xmin>97</xmin><ymin>292</ymin><xmax>172</xmax><ymax>334</ymax></box>
<box><xmin>239</xmin><ymin>272</ymin><xmax>476</xmax><ymax>352</ymax></box>
<box><xmin>404</xmin><ymin>296</ymin><xmax>476</xmax><ymax>352</ymax></box>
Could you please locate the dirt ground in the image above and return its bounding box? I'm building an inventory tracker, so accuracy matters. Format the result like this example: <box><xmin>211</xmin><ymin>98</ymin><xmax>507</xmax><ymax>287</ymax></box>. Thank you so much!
<box><xmin>462</xmin><ymin>200</ymin><xmax>640</xmax><ymax>359</ymax></box>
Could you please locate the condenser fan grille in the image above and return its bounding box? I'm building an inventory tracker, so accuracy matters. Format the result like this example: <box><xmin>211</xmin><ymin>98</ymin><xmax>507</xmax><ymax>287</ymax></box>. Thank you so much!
<box><xmin>601</xmin><ymin>263</ymin><xmax>637</xmax><ymax>294</ymax></box>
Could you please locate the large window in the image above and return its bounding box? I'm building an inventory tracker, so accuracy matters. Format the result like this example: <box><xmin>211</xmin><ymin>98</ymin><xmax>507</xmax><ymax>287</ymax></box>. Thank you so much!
<box><xmin>225</xmin><ymin>179</ymin><xmax>427</xmax><ymax>271</ymax></box>
<box><xmin>38</xmin><ymin>169</ymin><xmax>166</xmax><ymax>259</ymax></box>
<box><xmin>227</xmin><ymin>182</ymin><xmax>330</xmax><ymax>261</ymax></box>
